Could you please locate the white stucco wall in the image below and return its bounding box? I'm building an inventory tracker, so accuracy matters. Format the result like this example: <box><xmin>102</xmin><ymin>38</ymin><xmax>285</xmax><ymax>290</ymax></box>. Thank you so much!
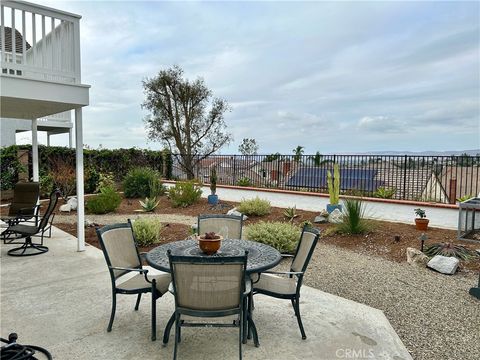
<box><xmin>0</xmin><ymin>118</ymin><xmax>31</xmax><ymax>147</ymax></box>
<box><xmin>165</xmin><ymin>183</ymin><xmax>459</xmax><ymax>230</ymax></box>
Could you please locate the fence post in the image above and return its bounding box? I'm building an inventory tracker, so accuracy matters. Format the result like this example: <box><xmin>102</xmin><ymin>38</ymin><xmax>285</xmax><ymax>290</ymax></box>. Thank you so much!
<box><xmin>403</xmin><ymin>155</ymin><xmax>408</xmax><ymax>200</ymax></box>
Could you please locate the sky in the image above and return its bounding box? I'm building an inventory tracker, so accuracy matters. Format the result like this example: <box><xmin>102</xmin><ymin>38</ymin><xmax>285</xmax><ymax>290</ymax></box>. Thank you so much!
<box><xmin>25</xmin><ymin>0</ymin><xmax>480</xmax><ymax>154</ymax></box>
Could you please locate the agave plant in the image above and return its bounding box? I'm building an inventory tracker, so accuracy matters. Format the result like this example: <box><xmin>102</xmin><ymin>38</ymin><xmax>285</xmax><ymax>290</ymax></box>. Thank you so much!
<box><xmin>424</xmin><ymin>243</ymin><xmax>478</xmax><ymax>261</ymax></box>
<box><xmin>283</xmin><ymin>206</ymin><xmax>299</xmax><ymax>222</ymax></box>
<box><xmin>137</xmin><ymin>196</ymin><xmax>160</xmax><ymax>212</ymax></box>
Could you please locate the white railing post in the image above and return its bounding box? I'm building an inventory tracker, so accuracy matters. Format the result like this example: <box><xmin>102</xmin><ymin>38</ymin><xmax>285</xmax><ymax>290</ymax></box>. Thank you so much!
<box><xmin>73</xmin><ymin>19</ymin><xmax>81</xmax><ymax>82</ymax></box>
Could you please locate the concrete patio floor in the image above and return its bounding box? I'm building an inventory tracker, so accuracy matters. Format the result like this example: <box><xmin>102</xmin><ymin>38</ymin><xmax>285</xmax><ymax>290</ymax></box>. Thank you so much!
<box><xmin>1</xmin><ymin>228</ymin><xmax>412</xmax><ymax>360</ymax></box>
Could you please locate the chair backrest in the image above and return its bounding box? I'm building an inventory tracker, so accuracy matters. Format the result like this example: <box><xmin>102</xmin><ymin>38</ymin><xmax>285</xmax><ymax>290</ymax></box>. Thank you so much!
<box><xmin>37</xmin><ymin>189</ymin><xmax>61</xmax><ymax>231</ymax></box>
<box><xmin>8</xmin><ymin>182</ymin><xmax>40</xmax><ymax>216</ymax></box>
<box><xmin>290</xmin><ymin>226</ymin><xmax>320</xmax><ymax>273</ymax></box>
<box><xmin>198</xmin><ymin>214</ymin><xmax>243</xmax><ymax>239</ymax></box>
<box><xmin>96</xmin><ymin>223</ymin><xmax>142</xmax><ymax>280</ymax></box>
<box><xmin>168</xmin><ymin>251</ymin><xmax>247</xmax><ymax>312</ymax></box>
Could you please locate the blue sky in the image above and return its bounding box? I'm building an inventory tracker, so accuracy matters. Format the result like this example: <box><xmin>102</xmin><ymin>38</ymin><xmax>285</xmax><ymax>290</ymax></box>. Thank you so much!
<box><xmin>36</xmin><ymin>0</ymin><xmax>479</xmax><ymax>154</ymax></box>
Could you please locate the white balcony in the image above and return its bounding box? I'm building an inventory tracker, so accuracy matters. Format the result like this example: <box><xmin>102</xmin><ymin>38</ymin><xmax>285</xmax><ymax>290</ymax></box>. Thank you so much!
<box><xmin>0</xmin><ymin>0</ymin><xmax>89</xmax><ymax>120</ymax></box>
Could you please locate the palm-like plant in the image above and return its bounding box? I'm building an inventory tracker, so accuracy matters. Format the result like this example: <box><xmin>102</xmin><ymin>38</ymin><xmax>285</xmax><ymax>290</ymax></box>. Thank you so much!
<box><xmin>424</xmin><ymin>243</ymin><xmax>478</xmax><ymax>261</ymax></box>
<box><xmin>292</xmin><ymin>146</ymin><xmax>304</xmax><ymax>163</ymax></box>
<box><xmin>336</xmin><ymin>198</ymin><xmax>371</xmax><ymax>234</ymax></box>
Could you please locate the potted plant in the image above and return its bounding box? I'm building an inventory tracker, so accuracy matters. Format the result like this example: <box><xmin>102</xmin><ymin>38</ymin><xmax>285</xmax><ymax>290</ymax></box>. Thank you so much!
<box><xmin>197</xmin><ymin>232</ymin><xmax>223</xmax><ymax>255</ymax></box>
<box><xmin>414</xmin><ymin>208</ymin><xmax>429</xmax><ymax>230</ymax></box>
<box><xmin>207</xmin><ymin>166</ymin><xmax>219</xmax><ymax>205</ymax></box>
<box><xmin>326</xmin><ymin>163</ymin><xmax>342</xmax><ymax>213</ymax></box>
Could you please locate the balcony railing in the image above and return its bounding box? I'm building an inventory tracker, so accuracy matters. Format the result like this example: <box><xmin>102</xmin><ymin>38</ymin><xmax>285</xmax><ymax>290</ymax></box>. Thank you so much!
<box><xmin>0</xmin><ymin>0</ymin><xmax>81</xmax><ymax>84</ymax></box>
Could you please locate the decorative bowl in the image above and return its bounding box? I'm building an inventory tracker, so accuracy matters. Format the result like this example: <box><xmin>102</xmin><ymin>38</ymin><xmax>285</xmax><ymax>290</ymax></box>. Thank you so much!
<box><xmin>197</xmin><ymin>235</ymin><xmax>223</xmax><ymax>255</ymax></box>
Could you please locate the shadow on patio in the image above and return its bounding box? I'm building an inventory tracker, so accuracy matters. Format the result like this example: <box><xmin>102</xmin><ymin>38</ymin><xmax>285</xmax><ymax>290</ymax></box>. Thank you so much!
<box><xmin>1</xmin><ymin>228</ymin><xmax>411</xmax><ymax>360</ymax></box>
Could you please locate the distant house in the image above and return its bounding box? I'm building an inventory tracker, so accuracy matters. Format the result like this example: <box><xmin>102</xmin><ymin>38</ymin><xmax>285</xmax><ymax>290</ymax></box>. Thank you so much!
<box><xmin>422</xmin><ymin>166</ymin><xmax>480</xmax><ymax>203</ymax></box>
<box><xmin>285</xmin><ymin>167</ymin><xmax>384</xmax><ymax>192</ymax></box>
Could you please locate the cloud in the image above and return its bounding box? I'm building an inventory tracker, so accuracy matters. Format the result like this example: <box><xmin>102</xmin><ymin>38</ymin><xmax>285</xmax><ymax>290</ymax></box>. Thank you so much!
<box><xmin>358</xmin><ymin>116</ymin><xmax>407</xmax><ymax>133</ymax></box>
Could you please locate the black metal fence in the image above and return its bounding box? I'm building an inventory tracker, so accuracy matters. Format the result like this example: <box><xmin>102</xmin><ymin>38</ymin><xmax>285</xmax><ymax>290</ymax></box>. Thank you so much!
<box><xmin>170</xmin><ymin>153</ymin><xmax>480</xmax><ymax>204</ymax></box>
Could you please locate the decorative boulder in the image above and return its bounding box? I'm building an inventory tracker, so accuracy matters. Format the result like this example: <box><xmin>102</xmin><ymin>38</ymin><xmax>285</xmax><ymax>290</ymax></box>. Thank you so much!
<box><xmin>406</xmin><ymin>247</ymin><xmax>429</xmax><ymax>267</ymax></box>
<box><xmin>191</xmin><ymin>223</ymin><xmax>198</xmax><ymax>234</ymax></box>
<box><xmin>328</xmin><ymin>208</ymin><xmax>343</xmax><ymax>224</ymax></box>
<box><xmin>314</xmin><ymin>215</ymin><xmax>328</xmax><ymax>224</ymax></box>
<box><xmin>59</xmin><ymin>203</ymin><xmax>71</xmax><ymax>212</ymax></box>
<box><xmin>67</xmin><ymin>197</ymin><xmax>78</xmax><ymax>211</ymax></box>
<box><xmin>427</xmin><ymin>255</ymin><xmax>459</xmax><ymax>275</ymax></box>
<box><xmin>227</xmin><ymin>208</ymin><xmax>248</xmax><ymax>220</ymax></box>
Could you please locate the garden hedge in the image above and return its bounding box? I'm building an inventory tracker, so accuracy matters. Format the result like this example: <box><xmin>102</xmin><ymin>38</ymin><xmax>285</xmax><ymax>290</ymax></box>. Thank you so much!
<box><xmin>0</xmin><ymin>145</ymin><xmax>173</xmax><ymax>190</ymax></box>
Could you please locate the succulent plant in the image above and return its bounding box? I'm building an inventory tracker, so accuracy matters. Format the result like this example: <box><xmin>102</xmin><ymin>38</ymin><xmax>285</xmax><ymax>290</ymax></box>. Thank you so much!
<box><xmin>203</xmin><ymin>232</ymin><xmax>220</xmax><ymax>239</ymax></box>
<box><xmin>424</xmin><ymin>242</ymin><xmax>478</xmax><ymax>261</ymax></box>
<box><xmin>283</xmin><ymin>206</ymin><xmax>299</xmax><ymax>222</ymax></box>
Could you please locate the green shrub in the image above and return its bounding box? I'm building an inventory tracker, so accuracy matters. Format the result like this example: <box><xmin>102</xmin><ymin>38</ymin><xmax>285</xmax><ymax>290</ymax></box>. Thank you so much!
<box><xmin>132</xmin><ymin>217</ymin><xmax>163</xmax><ymax>247</ymax></box>
<box><xmin>374</xmin><ymin>187</ymin><xmax>396</xmax><ymax>199</ymax></box>
<box><xmin>336</xmin><ymin>198</ymin><xmax>371</xmax><ymax>234</ymax></box>
<box><xmin>97</xmin><ymin>172</ymin><xmax>115</xmax><ymax>192</ymax></box>
<box><xmin>168</xmin><ymin>180</ymin><xmax>202</xmax><ymax>207</ymax></box>
<box><xmin>245</xmin><ymin>221</ymin><xmax>301</xmax><ymax>253</ymax></box>
<box><xmin>85</xmin><ymin>167</ymin><xmax>100</xmax><ymax>194</ymax></box>
<box><xmin>237</xmin><ymin>177</ymin><xmax>252</xmax><ymax>187</ymax></box>
<box><xmin>237</xmin><ymin>197</ymin><xmax>271</xmax><ymax>216</ymax></box>
<box><xmin>39</xmin><ymin>173</ymin><xmax>54</xmax><ymax>197</ymax></box>
<box><xmin>86</xmin><ymin>186</ymin><xmax>122</xmax><ymax>214</ymax></box>
<box><xmin>123</xmin><ymin>167</ymin><xmax>161</xmax><ymax>198</ymax></box>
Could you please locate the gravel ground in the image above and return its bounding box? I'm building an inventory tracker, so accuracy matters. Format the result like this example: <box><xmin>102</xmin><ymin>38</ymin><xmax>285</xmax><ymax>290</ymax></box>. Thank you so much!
<box><xmin>281</xmin><ymin>243</ymin><xmax>480</xmax><ymax>360</ymax></box>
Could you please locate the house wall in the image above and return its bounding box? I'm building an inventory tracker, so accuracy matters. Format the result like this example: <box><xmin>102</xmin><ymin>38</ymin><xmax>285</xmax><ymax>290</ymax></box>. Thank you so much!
<box><xmin>164</xmin><ymin>183</ymin><xmax>459</xmax><ymax>230</ymax></box>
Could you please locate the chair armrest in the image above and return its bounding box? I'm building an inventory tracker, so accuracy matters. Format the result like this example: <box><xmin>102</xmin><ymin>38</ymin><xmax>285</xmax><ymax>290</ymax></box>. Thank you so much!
<box><xmin>263</xmin><ymin>270</ymin><xmax>303</xmax><ymax>275</ymax></box>
<box><xmin>280</xmin><ymin>254</ymin><xmax>294</xmax><ymax>258</ymax></box>
<box><xmin>109</xmin><ymin>266</ymin><xmax>148</xmax><ymax>273</ymax></box>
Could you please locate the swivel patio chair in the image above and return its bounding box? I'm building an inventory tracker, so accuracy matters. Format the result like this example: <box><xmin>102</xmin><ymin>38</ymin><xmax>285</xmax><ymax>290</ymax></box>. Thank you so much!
<box><xmin>2</xmin><ymin>182</ymin><xmax>40</xmax><ymax>244</ymax></box>
<box><xmin>6</xmin><ymin>189</ymin><xmax>60</xmax><ymax>257</ymax></box>
<box><xmin>167</xmin><ymin>251</ymin><xmax>255</xmax><ymax>360</ymax></box>
<box><xmin>96</xmin><ymin>222</ymin><xmax>171</xmax><ymax>341</ymax></box>
<box><xmin>197</xmin><ymin>214</ymin><xmax>243</xmax><ymax>239</ymax></box>
<box><xmin>252</xmin><ymin>226</ymin><xmax>321</xmax><ymax>339</ymax></box>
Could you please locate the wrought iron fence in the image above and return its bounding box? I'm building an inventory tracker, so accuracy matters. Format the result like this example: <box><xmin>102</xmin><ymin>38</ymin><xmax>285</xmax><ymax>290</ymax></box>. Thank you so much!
<box><xmin>169</xmin><ymin>153</ymin><xmax>480</xmax><ymax>204</ymax></box>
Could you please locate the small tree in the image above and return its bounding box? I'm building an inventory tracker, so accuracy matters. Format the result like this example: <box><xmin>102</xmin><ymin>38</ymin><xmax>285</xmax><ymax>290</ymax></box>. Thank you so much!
<box><xmin>238</xmin><ymin>138</ymin><xmax>259</xmax><ymax>155</ymax></box>
<box><xmin>142</xmin><ymin>65</ymin><xmax>232</xmax><ymax>179</ymax></box>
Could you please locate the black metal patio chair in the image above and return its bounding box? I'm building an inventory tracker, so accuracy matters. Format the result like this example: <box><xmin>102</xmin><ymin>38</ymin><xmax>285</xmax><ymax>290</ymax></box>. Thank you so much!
<box><xmin>167</xmin><ymin>250</ymin><xmax>254</xmax><ymax>360</ymax></box>
<box><xmin>197</xmin><ymin>214</ymin><xmax>243</xmax><ymax>239</ymax></box>
<box><xmin>252</xmin><ymin>226</ymin><xmax>321</xmax><ymax>339</ymax></box>
<box><xmin>1</xmin><ymin>182</ymin><xmax>40</xmax><ymax>244</ymax></box>
<box><xmin>6</xmin><ymin>189</ymin><xmax>61</xmax><ymax>257</ymax></box>
<box><xmin>96</xmin><ymin>221</ymin><xmax>171</xmax><ymax>341</ymax></box>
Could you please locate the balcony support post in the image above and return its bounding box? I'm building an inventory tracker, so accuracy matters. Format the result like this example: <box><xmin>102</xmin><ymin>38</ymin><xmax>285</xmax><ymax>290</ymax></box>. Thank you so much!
<box><xmin>47</xmin><ymin>132</ymin><xmax>51</xmax><ymax>147</ymax></box>
<box><xmin>31</xmin><ymin>119</ymin><xmax>39</xmax><ymax>182</ymax></box>
<box><xmin>75</xmin><ymin>108</ymin><xmax>85</xmax><ymax>252</ymax></box>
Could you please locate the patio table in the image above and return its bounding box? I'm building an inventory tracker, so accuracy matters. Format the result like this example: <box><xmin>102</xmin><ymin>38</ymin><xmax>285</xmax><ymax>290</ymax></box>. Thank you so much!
<box><xmin>146</xmin><ymin>239</ymin><xmax>282</xmax><ymax>346</ymax></box>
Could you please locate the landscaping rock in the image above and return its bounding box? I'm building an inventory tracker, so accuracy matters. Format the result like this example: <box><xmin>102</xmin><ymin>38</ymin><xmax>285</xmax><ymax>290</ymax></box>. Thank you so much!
<box><xmin>227</xmin><ymin>208</ymin><xmax>248</xmax><ymax>220</ymax></box>
<box><xmin>406</xmin><ymin>247</ymin><xmax>429</xmax><ymax>267</ymax></box>
<box><xmin>59</xmin><ymin>203</ymin><xmax>71</xmax><ymax>212</ymax></box>
<box><xmin>328</xmin><ymin>208</ymin><xmax>343</xmax><ymax>224</ymax></box>
<box><xmin>314</xmin><ymin>215</ymin><xmax>328</xmax><ymax>224</ymax></box>
<box><xmin>427</xmin><ymin>255</ymin><xmax>459</xmax><ymax>275</ymax></box>
<box><xmin>67</xmin><ymin>197</ymin><xmax>78</xmax><ymax>211</ymax></box>
<box><xmin>191</xmin><ymin>223</ymin><xmax>198</xmax><ymax>234</ymax></box>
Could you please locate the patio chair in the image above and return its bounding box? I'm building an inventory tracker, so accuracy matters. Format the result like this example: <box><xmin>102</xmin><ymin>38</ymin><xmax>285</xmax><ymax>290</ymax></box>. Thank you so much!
<box><xmin>1</xmin><ymin>182</ymin><xmax>40</xmax><ymax>244</ymax></box>
<box><xmin>252</xmin><ymin>226</ymin><xmax>320</xmax><ymax>340</ymax></box>
<box><xmin>96</xmin><ymin>221</ymin><xmax>171</xmax><ymax>341</ymax></box>
<box><xmin>6</xmin><ymin>189</ymin><xmax>61</xmax><ymax>257</ymax></box>
<box><xmin>197</xmin><ymin>214</ymin><xmax>243</xmax><ymax>239</ymax></box>
<box><xmin>167</xmin><ymin>251</ymin><xmax>254</xmax><ymax>360</ymax></box>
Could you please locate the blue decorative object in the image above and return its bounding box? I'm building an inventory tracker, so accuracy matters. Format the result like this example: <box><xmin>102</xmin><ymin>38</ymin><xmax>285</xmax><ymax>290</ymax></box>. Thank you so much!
<box><xmin>208</xmin><ymin>194</ymin><xmax>218</xmax><ymax>205</ymax></box>
<box><xmin>326</xmin><ymin>204</ymin><xmax>342</xmax><ymax>214</ymax></box>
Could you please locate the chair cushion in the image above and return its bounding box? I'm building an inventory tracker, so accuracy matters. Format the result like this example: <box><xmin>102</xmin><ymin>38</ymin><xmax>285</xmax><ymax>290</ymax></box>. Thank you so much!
<box><xmin>8</xmin><ymin>224</ymin><xmax>38</xmax><ymax>236</ymax></box>
<box><xmin>116</xmin><ymin>267</ymin><xmax>171</xmax><ymax>294</ymax></box>
<box><xmin>253</xmin><ymin>273</ymin><xmax>297</xmax><ymax>295</ymax></box>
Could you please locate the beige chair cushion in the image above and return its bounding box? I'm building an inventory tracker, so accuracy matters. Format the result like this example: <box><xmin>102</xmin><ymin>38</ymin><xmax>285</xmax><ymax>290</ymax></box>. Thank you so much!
<box><xmin>254</xmin><ymin>273</ymin><xmax>297</xmax><ymax>295</ymax></box>
<box><xmin>116</xmin><ymin>267</ymin><xmax>170</xmax><ymax>294</ymax></box>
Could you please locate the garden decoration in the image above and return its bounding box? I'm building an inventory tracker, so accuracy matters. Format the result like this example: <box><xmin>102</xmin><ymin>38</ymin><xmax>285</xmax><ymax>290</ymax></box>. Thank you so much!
<box><xmin>326</xmin><ymin>163</ymin><xmax>341</xmax><ymax>213</ymax></box>
<box><xmin>414</xmin><ymin>208</ymin><xmax>429</xmax><ymax>231</ymax></box>
<box><xmin>197</xmin><ymin>232</ymin><xmax>223</xmax><ymax>255</ymax></box>
<box><xmin>207</xmin><ymin>167</ymin><xmax>219</xmax><ymax>205</ymax></box>
<box><xmin>419</xmin><ymin>233</ymin><xmax>427</xmax><ymax>252</ymax></box>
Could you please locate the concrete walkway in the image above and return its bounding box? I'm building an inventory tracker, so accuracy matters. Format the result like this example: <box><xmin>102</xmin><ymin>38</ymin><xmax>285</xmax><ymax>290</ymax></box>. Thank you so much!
<box><xmin>1</xmin><ymin>228</ymin><xmax>412</xmax><ymax>360</ymax></box>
